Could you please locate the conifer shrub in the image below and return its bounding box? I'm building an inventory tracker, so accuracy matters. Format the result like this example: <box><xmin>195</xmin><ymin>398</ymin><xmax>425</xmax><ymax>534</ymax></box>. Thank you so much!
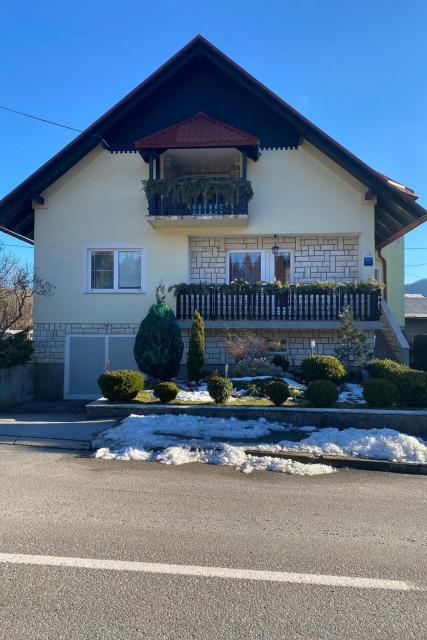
<box><xmin>300</xmin><ymin>355</ymin><xmax>346</xmax><ymax>384</ymax></box>
<box><xmin>264</xmin><ymin>380</ymin><xmax>290</xmax><ymax>406</ymax></box>
<box><xmin>0</xmin><ymin>331</ymin><xmax>34</xmax><ymax>369</ymax></box>
<box><xmin>134</xmin><ymin>289</ymin><xmax>184</xmax><ymax>381</ymax></box>
<box><xmin>271</xmin><ymin>354</ymin><xmax>289</xmax><ymax>372</ymax></box>
<box><xmin>305</xmin><ymin>380</ymin><xmax>338</xmax><ymax>407</ymax></box>
<box><xmin>411</xmin><ymin>335</ymin><xmax>427</xmax><ymax>372</ymax></box>
<box><xmin>207</xmin><ymin>376</ymin><xmax>233</xmax><ymax>404</ymax></box>
<box><xmin>97</xmin><ymin>370</ymin><xmax>143</xmax><ymax>402</ymax></box>
<box><xmin>154</xmin><ymin>381</ymin><xmax>179</xmax><ymax>403</ymax></box>
<box><xmin>187</xmin><ymin>310</ymin><xmax>205</xmax><ymax>382</ymax></box>
<box><xmin>363</xmin><ymin>378</ymin><xmax>399</xmax><ymax>407</ymax></box>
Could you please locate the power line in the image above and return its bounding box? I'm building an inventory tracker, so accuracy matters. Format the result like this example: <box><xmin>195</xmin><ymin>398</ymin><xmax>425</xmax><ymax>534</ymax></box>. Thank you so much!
<box><xmin>0</xmin><ymin>104</ymin><xmax>84</xmax><ymax>133</ymax></box>
<box><xmin>0</xmin><ymin>104</ymin><xmax>109</xmax><ymax>148</ymax></box>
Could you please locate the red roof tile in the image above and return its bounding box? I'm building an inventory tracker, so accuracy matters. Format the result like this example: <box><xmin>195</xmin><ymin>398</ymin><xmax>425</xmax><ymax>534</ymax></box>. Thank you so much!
<box><xmin>134</xmin><ymin>112</ymin><xmax>259</xmax><ymax>149</ymax></box>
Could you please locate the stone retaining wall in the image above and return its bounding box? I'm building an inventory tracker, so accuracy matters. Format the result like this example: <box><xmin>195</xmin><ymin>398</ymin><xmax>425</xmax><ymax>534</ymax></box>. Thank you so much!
<box><xmin>0</xmin><ymin>363</ymin><xmax>34</xmax><ymax>408</ymax></box>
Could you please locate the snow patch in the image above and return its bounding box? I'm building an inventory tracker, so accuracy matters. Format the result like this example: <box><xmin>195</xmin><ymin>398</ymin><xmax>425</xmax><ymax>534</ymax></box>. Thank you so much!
<box><xmin>337</xmin><ymin>383</ymin><xmax>366</xmax><ymax>405</ymax></box>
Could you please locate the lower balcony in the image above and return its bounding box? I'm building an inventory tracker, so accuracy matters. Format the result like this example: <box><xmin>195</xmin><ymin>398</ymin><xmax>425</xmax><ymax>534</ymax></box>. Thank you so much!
<box><xmin>175</xmin><ymin>285</ymin><xmax>382</xmax><ymax>329</ymax></box>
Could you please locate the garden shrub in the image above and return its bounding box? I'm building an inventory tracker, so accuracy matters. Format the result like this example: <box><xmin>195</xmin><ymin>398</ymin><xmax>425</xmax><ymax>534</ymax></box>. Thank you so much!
<box><xmin>0</xmin><ymin>331</ymin><xmax>34</xmax><ymax>369</ymax></box>
<box><xmin>207</xmin><ymin>376</ymin><xmax>233</xmax><ymax>404</ymax></box>
<box><xmin>98</xmin><ymin>370</ymin><xmax>143</xmax><ymax>402</ymax></box>
<box><xmin>229</xmin><ymin>357</ymin><xmax>284</xmax><ymax>378</ymax></box>
<box><xmin>305</xmin><ymin>380</ymin><xmax>338</xmax><ymax>407</ymax></box>
<box><xmin>264</xmin><ymin>380</ymin><xmax>290</xmax><ymax>406</ymax></box>
<box><xmin>300</xmin><ymin>355</ymin><xmax>346</xmax><ymax>384</ymax></box>
<box><xmin>134</xmin><ymin>288</ymin><xmax>183</xmax><ymax>380</ymax></box>
<box><xmin>271</xmin><ymin>354</ymin><xmax>289</xmax><ymax>372</ymax></box>
<box><xmin>363</xmin><ymin>378</ymin><xmax>399</xmax><ymax>407</ymax></box>
<box><xmin>365</xmin><ymin>358</ymin><xmax>408</xmax><ymax>381</ymax></box>
<box><xmin>411</xmin><ymin>335</ymin><xmax>427</xmax><ymax>372</ymax></box>
<box><xmin>187</xmin><ymin>310</ymin><xmax>205</xmax><ymax>382</ymax></box>
<box><xmin>154</xmin><ymin>381</ymin><xmax>179</xmax><ymax>403</ymax></box>
<box><xmin>398</xmin><ymin>370</ymin><xmax>427</xmax><ymax>407</ymax></box>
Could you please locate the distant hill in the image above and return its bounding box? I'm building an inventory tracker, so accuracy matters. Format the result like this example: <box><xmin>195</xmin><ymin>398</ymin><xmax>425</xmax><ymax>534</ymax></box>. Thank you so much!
<box><xmin>405</xmin><ymin>279</ymin><xmax>427</xmax><ymax>296</ymax></box>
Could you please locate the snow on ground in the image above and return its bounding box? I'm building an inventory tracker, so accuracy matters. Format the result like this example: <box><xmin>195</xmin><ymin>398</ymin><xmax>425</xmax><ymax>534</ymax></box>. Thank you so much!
<box><xmin>93</xmin><ymin>413</ymin><xmax>332</xmax><ymax>475</ymax></box>
<box><xmin>337</xmin><ymin>383</ymin><xmax>366</xmax><ymax>405</ymax></box>
<box><xmin>231</xmin><ymin>375</ymin><xmax>306</xmax><ymax>390</ymax></box>
<box><xmin>93</xmin><ymin>413</ymin><xmax>427</xmax><ymax>474</ymax></box>
<box><xmin>274</xmin><ymin>428</ymin><xmax>427</xmax><ymax>464</ymax></box>
<box><xmin>175</xmin><ymin>375</ymin><xmax>305</xmax><ymax>403</ymax></box>
<box><xmin>95</xmin><ymin>443</ymin><xmax>334</xmax><ymax>475</ymax></box>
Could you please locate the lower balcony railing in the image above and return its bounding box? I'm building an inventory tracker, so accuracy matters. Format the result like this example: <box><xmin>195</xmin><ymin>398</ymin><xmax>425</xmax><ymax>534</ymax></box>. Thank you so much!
<box><xmin>176</xmin><ymin>288</ymin><xmax>382</xmax><ymax>322</ymax></box>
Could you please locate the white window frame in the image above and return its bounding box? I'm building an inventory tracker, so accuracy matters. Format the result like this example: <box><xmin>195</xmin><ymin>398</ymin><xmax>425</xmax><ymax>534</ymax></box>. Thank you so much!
<box><xmin>226</xmin><ymin>249</ymin><xmax>294</xmax><ymax>284</ymax></box>
<box><xmin>84</xmin><ymin>244</ymin><xmax>146</xmax><ymax>293</ymax></box>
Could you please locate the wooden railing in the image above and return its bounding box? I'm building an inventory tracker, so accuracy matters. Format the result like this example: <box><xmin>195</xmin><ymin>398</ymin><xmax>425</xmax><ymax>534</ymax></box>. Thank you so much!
<box><xmin>176</xmin><ymin>288</ymin><xmax>382</xmax><ymax>322</ymax></box>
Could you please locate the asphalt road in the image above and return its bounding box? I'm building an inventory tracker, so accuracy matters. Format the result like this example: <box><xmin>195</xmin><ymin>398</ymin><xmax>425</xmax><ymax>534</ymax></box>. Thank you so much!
<box><xmin>0</xmin><ymin>445</ymin><xmax>425</xmax><ymax>639</ymax></box>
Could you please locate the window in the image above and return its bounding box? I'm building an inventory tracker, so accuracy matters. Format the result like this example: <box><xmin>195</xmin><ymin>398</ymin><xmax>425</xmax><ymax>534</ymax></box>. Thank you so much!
<box><xmin>87</xmin><ymin>248</ymin><xmax>144</xmax><ymax>292</ymax></box>
<box><xmin>228</xmin><ymin>251</ymin><xmax>262</xmax><ymax>283</ymax></box>
<box><xmin>228</xmin><ymin>250</ymin><xmax>292</xmax><ymax>284</ymax></box>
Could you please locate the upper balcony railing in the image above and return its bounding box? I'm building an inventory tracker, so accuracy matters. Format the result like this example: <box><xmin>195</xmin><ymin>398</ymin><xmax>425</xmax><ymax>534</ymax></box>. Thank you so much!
<box><xmin>143</xmin><ymin>177</ymin><xmax>253</xmax><ymax>217</ymax></box>
<box><xmin>173</xmin><ymin>283</ymin><xmax>382</xmax><ymax>323</ymax></box>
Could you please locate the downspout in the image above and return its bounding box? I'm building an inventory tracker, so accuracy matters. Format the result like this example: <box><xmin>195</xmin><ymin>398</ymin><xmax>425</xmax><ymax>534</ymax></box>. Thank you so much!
<box><xmin>378</xmin><ymin>247</ymin><xmax>387</xmax><ymax>301</ymax></box>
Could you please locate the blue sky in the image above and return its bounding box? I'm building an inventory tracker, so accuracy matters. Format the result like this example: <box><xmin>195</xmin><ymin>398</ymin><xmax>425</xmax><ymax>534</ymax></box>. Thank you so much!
<box><xmin>1</xmin><ymin>0</ymin><xmax>426</xmax><ymax>282</ymax></box>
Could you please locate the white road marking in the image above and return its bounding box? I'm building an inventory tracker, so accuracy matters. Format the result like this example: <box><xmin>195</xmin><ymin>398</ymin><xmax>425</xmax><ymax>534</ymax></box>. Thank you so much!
<box><xmin>0</xmin><ymin>552</ymin><xmax>422</xmax><ymax>591</ymax></box>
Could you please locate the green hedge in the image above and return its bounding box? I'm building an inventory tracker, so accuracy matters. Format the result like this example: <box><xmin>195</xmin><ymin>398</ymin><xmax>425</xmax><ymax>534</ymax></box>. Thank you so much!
<box><xmin>300</xmin><ymin>355</ymin><xmax>346</xmax><ymax>384</ymax></box>
<box><xmin>306</xmin><ymin>380</ymin><xmax>338</xmax><ymax>407</ymax></box>
<box><xmin>98</xmin><ymin>370</ymin><xmax>143</xmax><ymax>402</ymax></box>
<box><xmin>411</xmin><ymin>335</ymin><xmax>427</xmax><ymax>372</ymax></box>
<box><xmin>154</xmin><ymin>381</ymin><xmax>179</xmax><ymax>403</ymax></box>
<box><xmin>366</xmin><ymin>358</ymin><xmax>427</xmax><ymax>407</ymax></box>
<box><xmin>363</xmin><ymin>378</ymin><xmax>399</xmax><ymax>407</ymax></box>
<box><xmin>0</xmin><ymin>331</ymin><xmax>34</xmax><ymax>369</ymax></box>
<box><xmin>264</xmin><ymin>380</ymin><xmax>290</xmax><ymax>406</ymax></box>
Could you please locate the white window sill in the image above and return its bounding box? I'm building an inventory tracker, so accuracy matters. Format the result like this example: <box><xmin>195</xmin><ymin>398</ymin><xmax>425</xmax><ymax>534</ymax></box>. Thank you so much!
<box><xmin>84</xmin><ymin>289</ymin><xmax>146</xmax><ymax>294</ymax></box>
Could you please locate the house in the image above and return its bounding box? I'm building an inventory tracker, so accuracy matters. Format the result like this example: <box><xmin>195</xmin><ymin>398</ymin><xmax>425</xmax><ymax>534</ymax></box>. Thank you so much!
<box><xmin>0</xmin><ymin>36</ymin><xmax>425</xmax><ymax>399</ymax></box>
<box><xmin>404</xmin><ymin>294</ymin><xmax>427</xmax><ymax>345</ymax></box>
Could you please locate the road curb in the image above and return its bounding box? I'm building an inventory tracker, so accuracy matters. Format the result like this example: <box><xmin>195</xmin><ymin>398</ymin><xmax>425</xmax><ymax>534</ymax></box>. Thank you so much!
<box><xmin>243</xmin><ymin>448</ymin><xmax>427</xmax><ymax>475</ymax></box>
<box><xmin>0</xmin><ymin>436</ymin><xmax>91</xmax><ymax>451</ymax></box>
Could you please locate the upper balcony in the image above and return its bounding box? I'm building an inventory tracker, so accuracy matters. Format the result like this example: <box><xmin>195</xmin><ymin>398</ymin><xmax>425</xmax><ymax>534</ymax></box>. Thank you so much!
<box><xmin>135</xmin><ymin>112</ymin><xmax>259</xmax><ymax>228</ymax></box>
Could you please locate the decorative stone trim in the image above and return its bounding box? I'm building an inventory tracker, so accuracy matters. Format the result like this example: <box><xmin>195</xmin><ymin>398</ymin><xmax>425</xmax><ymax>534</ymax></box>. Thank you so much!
<box><xmin>189</xmin><ymin>234</ymin><xmax>360</xmax><ymax>284</ymax></box>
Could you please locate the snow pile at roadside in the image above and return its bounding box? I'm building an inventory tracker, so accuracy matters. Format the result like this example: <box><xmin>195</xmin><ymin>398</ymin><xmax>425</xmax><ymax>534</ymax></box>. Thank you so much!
<box><xmin>93</xmin><ymin>413</ymin><xmax>333</xmax><ymax>475</ymax></box>
<box><xmin>93</xmin><ymin>413</ymin><xmax>290</xmax><ymax>450</ymax></box>
<box><xmin>275</xmin><ymin>428</ymin><xmax>427</xmax><ymax>464</ymax></box>
<box><xmin>337</xmin><ymin>383</ymin><xmax>366</xmax><ymax>405</ymax></box>
<box><xmin>95</xmin><ymin>442</ymin><xmax>334</xmax><ymax>475</ymax></box>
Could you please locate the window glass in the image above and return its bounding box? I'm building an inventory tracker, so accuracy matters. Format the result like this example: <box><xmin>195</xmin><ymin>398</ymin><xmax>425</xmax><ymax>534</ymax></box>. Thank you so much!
<box><xmin>91</xmin><ymin>251</ymin><xmax>114</xmax><ymax>289</ymax></box>
<box><xmin>228</xmin><ymin>252</ymin><xmax>261</xmax><ymax>283</ymax></box>
<box><xmin>274</xmin><ymin>252</ymin><xmax>290</xmax><ymax>283</ymax></box>
<box><xmin>118</xmin><ymin>251</ymin><xmax>141</xmax><ymax>289</ymax></box>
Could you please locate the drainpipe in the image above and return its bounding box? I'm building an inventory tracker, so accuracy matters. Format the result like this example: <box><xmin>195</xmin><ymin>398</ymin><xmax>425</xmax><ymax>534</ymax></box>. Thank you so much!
<box><xmin>378</xmin><ymin>247</ymin><xmax>387</xmax><ymax>301</ymax></box>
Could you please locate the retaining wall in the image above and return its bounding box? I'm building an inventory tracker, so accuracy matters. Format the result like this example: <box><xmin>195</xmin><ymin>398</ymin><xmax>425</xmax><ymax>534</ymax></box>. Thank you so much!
<box><xmin>0</xmin><ymin>363</ymin><xmax>34</xmax><ymax>409</ymax></box>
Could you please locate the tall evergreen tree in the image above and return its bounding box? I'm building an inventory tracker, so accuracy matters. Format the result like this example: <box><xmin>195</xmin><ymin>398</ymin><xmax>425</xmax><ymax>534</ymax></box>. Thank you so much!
<box><xmin>335</xmin><ymin>306</ymin><xmax>369</xmax><ymax>371</ymax></box>
<box><xmin>187</xmin><ymin>310</ymin><xmax>205</xmax><ymax>382</ymax></box>
<box><xmin>134</xmin><ymin>284</ymin><xmax>184</xmax><ymax>380</ymax></box>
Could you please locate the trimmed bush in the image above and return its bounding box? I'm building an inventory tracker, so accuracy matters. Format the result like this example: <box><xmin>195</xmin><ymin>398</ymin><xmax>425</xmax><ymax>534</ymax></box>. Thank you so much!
<box><xmin>300</xmin><ymin>355</ymin><xmax>346</xmax><ymax>384</ymax></box>
<box><xmin>398</xmin><ymin>370</ymin><xmax>427</xmax><ymax>407</ymax></box>
<box><xmin>207</xmin><ymin>376</ymin><xmax>233</xmax><ymax>404</ymax></box>
<box><xmin>0</xmin><ymin>331</ymin><xmax>34</xmax><ymax>369</ymax></box>
<box><xmin>187</xmin><ymin>310</ymin><xmax>205</xmax><ymax>382</ymax></box>
<box><xmin>272</xmin><ymin>354</ymin><xmax>289</xmax><ymax>372</ymax></box>
<box><xmin>134</xmin><ymin>299</ymin><xmax>183</xmax><ymax>381</ymax></box>
<box><xmin>154</xmin><ymin>381</ymin><xmax>179</xmax><ymax>403</ymax></box>
<box><xmin>98</xmin><ymin>370</ymin><xmax>143</xmax><ymax>402</ymax></box>
<box><xmin>365</xmin><ymin>358</ymin><xmax>408</xmax><ymax>381</ymax></box>
<box><xmin>411</xmin><ymin>335</ymin><xmax>427</xmax><ymax>372</ymax></box>
<box><xmin>363</xmin><ymin>378</ymin><xmax>399</xmax><ymax>407</ymax></box>
<box><xmin>264</xmin><ymin>380</ymin><xmax>290</xmax><ymax>406</ymax></box>
<box><xmin>306</xmin><ymin>380</ymin><xmax>338</xmax><ymax>407</ymax></box>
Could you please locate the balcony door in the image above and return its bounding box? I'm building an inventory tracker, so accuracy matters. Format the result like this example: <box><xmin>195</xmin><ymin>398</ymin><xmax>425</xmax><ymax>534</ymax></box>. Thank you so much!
<box><xmin>228</xmin><ymin>250</ymin><xmax>291</xmax><ymax>284</ymax></box>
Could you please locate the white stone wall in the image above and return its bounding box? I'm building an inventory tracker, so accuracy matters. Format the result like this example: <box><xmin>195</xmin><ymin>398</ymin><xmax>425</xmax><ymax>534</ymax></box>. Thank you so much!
<box><xmin>189</xmin><ymin>234</ymin><xmax>360</xmax><ymax>284</ymax></box>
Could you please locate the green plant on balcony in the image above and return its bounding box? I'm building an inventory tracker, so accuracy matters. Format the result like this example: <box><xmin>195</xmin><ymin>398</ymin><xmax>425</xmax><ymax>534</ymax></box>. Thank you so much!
<box><xmin>142</xmin><ymin>177</ymin><xmax>254</xmax><ymax>206</ymax></box>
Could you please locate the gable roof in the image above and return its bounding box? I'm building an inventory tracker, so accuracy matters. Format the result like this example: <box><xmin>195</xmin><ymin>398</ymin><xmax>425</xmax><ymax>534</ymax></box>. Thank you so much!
<box><xmin>405</xmin><ymin>294</ymin><xmax>427</xmax><ymax>318</ymax></box>
<box><xmin>0</xmin><ymin>34</ymin><xmax>425</xmax><ymax>246</ymax></box>
<box><xmin>135</xmin><ymin>111</ymin><xmax>259</xmax><ymax>156</ymax></box>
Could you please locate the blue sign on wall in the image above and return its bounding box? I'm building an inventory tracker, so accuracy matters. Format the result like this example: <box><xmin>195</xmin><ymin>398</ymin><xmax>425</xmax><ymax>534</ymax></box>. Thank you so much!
<box><xmin>364</xmin><ymin>256</ymin><xmax>374</xmax><ymax>266</ymax></box>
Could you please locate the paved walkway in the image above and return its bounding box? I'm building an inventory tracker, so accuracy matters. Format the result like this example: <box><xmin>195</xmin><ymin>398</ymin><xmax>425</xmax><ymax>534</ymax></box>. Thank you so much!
<box><xmin>0</xmin><ymin>414</ymin><xmax>116</xmax><ymax>447</ymax></box>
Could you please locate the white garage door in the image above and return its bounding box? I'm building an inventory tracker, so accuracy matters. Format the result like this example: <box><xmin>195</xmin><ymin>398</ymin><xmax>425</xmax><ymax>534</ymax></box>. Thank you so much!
<box><xmin>64</xmin><ymin>335</ymin><xmax>138</xmax><ymax>399</ymax></box>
